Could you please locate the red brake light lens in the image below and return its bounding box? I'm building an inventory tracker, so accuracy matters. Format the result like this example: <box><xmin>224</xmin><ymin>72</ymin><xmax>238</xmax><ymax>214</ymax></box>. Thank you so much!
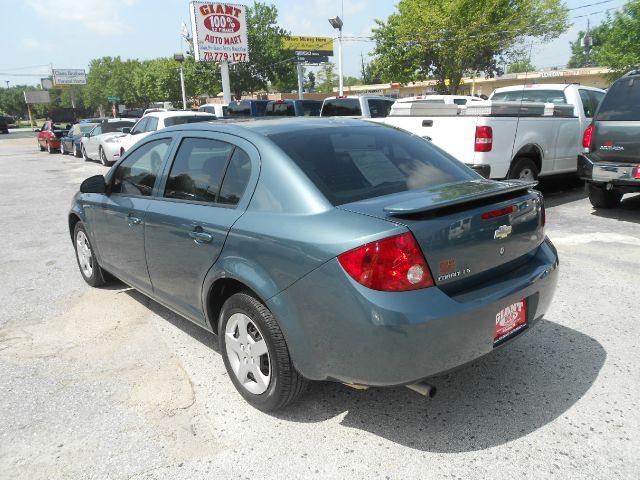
<box><xmin>474</xmin><ymin>126</ymin><xmax>493</xmax><ymax>152</ymax></box>
<box><xmin>481</xmin><ymin>205</ymin><xmax>516</xmax><ymax>219</ymax></box>
<box><xmin>337</xmin><ymin>232</ymin><xmax>434</xmax><ymax>291</ymax></box>
<box><xmin>635</xmin><ymin>166</ymin><xmax>640</xmax><ymax>179</ymax></box>
<box><xmin>582</xmin><ymin>124</ymin><xmax>594</xmax><ymax>150</ymax></box>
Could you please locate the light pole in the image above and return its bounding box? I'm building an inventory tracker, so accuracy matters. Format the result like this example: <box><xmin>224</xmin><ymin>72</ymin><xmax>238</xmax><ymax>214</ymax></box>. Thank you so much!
<box><xmin>328</xmin><ymin>15</ymin><xmax>344</xmax><ymax>96</ymax></box>
<box><xmin>174</xmin><ymin>53</ymin><xmax>187</xmax><ymax>110</ymax></box>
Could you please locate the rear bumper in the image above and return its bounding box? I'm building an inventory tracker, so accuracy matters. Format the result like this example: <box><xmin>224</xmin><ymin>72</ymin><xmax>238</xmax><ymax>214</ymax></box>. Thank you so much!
<box><xmin>269</xmin><ymin>237</ymin><xmax>559</xmax><ymax>386</ymax></box>
<box><xmin>465</xmin><ymin>163</ymin><xmax>491</xmax><ymax>178</ymax></box>
<box><xmin>578</xmin><ymin>154</ymin><xmax>640</xmax><ymax>187</ymax></box>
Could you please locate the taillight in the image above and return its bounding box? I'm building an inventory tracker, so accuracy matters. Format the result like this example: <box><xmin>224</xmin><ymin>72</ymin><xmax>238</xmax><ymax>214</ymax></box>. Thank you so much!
<box><xmin>635</xmin><ymin>166</ymin><xmax>640</xmax><ymax>179</ymax></box>
<box><xmin>337</xmin><ymin>232</ymin><xmax>434</xmax><ymax>291</ymax></box>
<box><xmin>475</xmin><ymin>126</ymin><xmax>492</xmax><ymax>152</ymax></box>
<box><xmin>582</xmin><ymin>124</ymin><xmax>594</xmax><ymax>151</ymax></box>
<box><xmin>481</xmin><ymin>205</ymin><xmax>516</xmax><ymax>219</ymax></box>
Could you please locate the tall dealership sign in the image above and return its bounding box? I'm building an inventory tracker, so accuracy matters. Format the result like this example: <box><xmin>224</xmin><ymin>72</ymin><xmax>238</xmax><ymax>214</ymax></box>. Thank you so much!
<box><xmin>189</xmin><ymin>2</ymin><xmax>249</xmax><ymax>103</ymax></box>
<box><xmin>282</xmin><ymin>36</ymin><xmax>333</xmax><ymax>99</ymax></box>
<box><xmin>52</xmin><ymin>69</ymin><xmax>87</xmax><ymax>86</ymax></box>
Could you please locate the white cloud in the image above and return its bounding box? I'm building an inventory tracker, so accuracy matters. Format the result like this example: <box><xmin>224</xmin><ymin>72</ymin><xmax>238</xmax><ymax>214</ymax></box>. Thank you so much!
<box><xmin>21</xmin><ymin>38</ymin><xmax>51</xmax><ymax>50</ymax></box>
<box><xmin>25</xmin><ymin>0</ymin><xmax>136</xmax><ymax>35</ymax></box>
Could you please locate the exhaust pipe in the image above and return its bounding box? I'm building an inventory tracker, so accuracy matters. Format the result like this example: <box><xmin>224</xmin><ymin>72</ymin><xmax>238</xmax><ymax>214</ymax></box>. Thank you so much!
<box><xmin>406</xmin><ymin>382</ymin><xmax>437</xmax><ymax>398</ymax></box>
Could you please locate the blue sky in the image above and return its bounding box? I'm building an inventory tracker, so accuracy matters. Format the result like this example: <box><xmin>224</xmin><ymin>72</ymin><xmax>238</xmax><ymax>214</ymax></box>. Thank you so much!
<box><xmin>0</xmin><ymin>0</ymin><xmax>628</xmax><ymax>88</ymax></box>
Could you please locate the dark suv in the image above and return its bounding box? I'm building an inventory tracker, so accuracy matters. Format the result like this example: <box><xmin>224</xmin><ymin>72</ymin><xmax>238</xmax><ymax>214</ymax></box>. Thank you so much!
<box><xmin>578</xmin><ymin>70</ymin><xmax>640</xmax><ymax>208</ymax></box>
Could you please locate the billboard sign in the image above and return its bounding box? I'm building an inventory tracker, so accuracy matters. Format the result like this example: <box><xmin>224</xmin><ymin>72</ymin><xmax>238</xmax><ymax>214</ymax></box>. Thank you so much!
<box><xmin>283</xmin><ymin>36</ymin><xmax>333</xmax><ymax>63</ymax></box>
<box><xmin>189</xmin><ymin>2</ymin><xmax>249</xmax><ymax>62</ymax></box>
<box><xmin>24</xmin><ymin>91</ymin><xmax>51</xmax><ymax>104</ymax></box>
<box><xmin>52</xmin><ymin>69</ymin><xmax>87</xmax><ymax>85</ymax></box>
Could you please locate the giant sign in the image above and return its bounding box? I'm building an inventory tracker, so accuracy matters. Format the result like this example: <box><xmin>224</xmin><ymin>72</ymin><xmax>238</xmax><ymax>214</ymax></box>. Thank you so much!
<box><xmin>52</xmin><ymin>69</ymin><xmax>87</xmax><ymax>85</ymax></box>
<box><xmin>189</xmin><ymin>2</ymin><xmax>249</xmax><ymax>62</ymax></box>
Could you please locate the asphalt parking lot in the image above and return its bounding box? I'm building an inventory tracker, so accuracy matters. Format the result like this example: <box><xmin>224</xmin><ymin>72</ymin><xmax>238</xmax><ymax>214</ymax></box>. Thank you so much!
<box><xmin>1</xmin><ymin>133</ymin><xmax>639</xmax><ymax>480</ymax></box>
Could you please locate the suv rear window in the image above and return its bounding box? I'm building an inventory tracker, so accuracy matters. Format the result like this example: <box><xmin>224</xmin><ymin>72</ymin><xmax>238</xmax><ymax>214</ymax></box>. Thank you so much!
<box><xmin>266</xmin><ymin>102</ymin><xmax>295</xmax><ymax>116</ymax></box>
<box><xmin>595</xmin><ymin>77</ymin><xmax>640</xmax><ymax>121</ymax></box>
<box><xmin>322</xmin><ymin>98</ymin><xmax>362</xmax><ymax>116</ymax></box>
<box><xmin>227</xmin><ymin>102</ymin><xmax>251</xmax><ymax>117</ymax></box>
<box><xmin>270</xmin><ymin>126</ymin><xmax>475</xmax><ymax>205</ymax></box>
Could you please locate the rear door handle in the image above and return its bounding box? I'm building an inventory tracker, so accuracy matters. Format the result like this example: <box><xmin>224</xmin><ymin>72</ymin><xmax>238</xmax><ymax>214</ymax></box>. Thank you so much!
<box><xmin>189</xmin><ymin>230</ymin><xmax>213</xmax><ymax>244</ymax></box>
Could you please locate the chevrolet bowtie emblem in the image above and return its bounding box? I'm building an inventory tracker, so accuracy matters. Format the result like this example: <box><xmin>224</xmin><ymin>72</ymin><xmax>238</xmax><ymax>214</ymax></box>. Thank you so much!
<box><xmin>494</xmin><ymin>225</ymin><xmax>512</xmax><ymax>240</ymax></box>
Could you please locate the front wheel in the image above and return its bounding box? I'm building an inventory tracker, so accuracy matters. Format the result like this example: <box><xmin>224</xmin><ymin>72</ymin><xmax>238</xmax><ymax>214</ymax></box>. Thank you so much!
<box><xmin>74</xmin><ymin>143</ymin><xmax>81</xmax><ymax>157</ymax></box>
<box><xmin>47</xmin><ymin>141</ymin><xmax>55</xmax><ymax>154</ymax></box>
<box><xmin>73</xmin><ymin>222</ymin><xmax>108</xmax><ymax>287</ymax></box>
<box><xmin>60</xmin><ymin>142</ymin><xmax>66</xmax><ymax>155</ymax></box>
<box><xmin>587</xmin><ymin>183</ymin><xmax>623</xmax><ymax>209</ymax></box>
<box><xmin>82</xmin><ymin>145</ymin><xmax>90</xmax><ymax>161</ymax></box>
<box><xmin>508</xmin><ymin>157</ymin><xmax>538</xmax><ymax>181</ymax></box>
<box><xmin>219</xmin><ymin>292</ymin><xmax>307</xmax><ymax>412</ymax></box>
<box><xmin>39</xmin><ymin>142</ymin><xmax>45</xmax><ymax>152</ymax></box>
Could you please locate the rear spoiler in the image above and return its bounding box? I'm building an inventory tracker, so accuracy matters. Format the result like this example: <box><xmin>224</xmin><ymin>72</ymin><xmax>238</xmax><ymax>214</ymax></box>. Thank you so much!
<box><xmin>384</xmin><ymin>179</ymin><xmax>537</xmax><ymax>216</ymax></box>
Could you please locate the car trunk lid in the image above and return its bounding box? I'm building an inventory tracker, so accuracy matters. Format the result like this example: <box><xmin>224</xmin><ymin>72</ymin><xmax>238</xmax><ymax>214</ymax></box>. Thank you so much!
<box><xmin>338</xmin><ymin>179</ymin><xmax>545</xmax><ymax>291</ymax></box>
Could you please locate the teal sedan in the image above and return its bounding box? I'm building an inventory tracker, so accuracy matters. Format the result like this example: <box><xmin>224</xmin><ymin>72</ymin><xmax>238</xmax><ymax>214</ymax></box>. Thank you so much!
<box><xmin>69</xmin><ymin>118</ymin><xmax>558</xmax><ymax>411</ymax></box>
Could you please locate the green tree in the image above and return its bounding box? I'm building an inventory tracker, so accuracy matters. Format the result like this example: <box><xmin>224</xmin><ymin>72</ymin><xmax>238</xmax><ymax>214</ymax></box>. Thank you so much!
<box><xmin>317</xmin><ymin>63</ymin><xmax>337</xmax><ymax>92</ymax></box>
<box><xmin>591</xmin><ymin>0</ymin><xmax>640</xmax><ymax>76</ymax></box>
<box><xmin>228</xmin><ymin>1</ymin><xmax>296</xmax><ymax>97</ymax></box>
<box><xmin>507</xmin><ymin>59</ymin><xmax>536</xmax><ymax>73</ymax></box>
<box><xmin>567</xmin><ymin>27</ymin><xmax>603</xmax><ymax>68</ymax></box>
<box><xmin>304</xmin><ymin>71</ymin><xmax>316</xmax><ymax>92</ymax></box>
<box><xmin>372</xmin><ymin>0</ymin><xmax>569</xmax><ymax>94</ymax></box>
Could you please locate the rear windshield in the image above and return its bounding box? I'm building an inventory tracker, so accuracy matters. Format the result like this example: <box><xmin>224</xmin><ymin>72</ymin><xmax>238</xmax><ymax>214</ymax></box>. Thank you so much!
<box><xmin>596</xmin><ymin>77</ymin><xmax>640</xmax><ymax>121</ymax></box>
<box><xmin>270</xmin><ymin>126</ymin><xmax>475</xmax><ymax>206</ymax></box>
<box><xmin>301</xmin><ymin>101</ymin><xmax>321</xmax><ymax>116</ymax></box>
<box><xmin>103</xmin><ymin>121</ymin><xmax>136</xmax><ymax>133</ymax></box>
<box><xmin>227</xmin><ymin>102</ymin><xmax>251</xmax><ymax>117</ymax></box>
<box><xmin>266</xmin><ymin>102</ymin><xmax>295</xmax><ymax>116</ymax></box>
<box><xmin>164</xmin><ymin>115</ymin><xmax>216</xmax><ymax>126</ymax></box>
<box><xmin>491</xmin><ymin>89</ymin><xmax>567</xmax><ymax>104</ymax></box>
<box><xmin>322</xmin><ymin>99</ymin><xmax>362</xmax><ymax>116</ymax></box>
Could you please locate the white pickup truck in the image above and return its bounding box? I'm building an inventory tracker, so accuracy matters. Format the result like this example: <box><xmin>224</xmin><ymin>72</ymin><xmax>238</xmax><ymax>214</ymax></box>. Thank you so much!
<box><xmin>374</xmin><ymin>84</ymin><xmax>606</xmax><ymax>180</ymax></box>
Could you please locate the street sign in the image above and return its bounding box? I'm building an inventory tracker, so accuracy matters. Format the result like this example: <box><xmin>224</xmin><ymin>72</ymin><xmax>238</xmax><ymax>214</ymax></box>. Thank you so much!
<box><xmin>52</xmin><ymin>69</ymin><xmax>87</xmax><ymax>86</ymax></box>
<box><xmin>283</xmin><ymin>36</ymin><xmax>333</xmax><ymax>56</ymax></box>
<box><xmin>189</xmin><ymin>2</ymin><xmax>250</xmax><ymax>62</ymax></box>
<box><xmin>107</xmin><ymin>96</ymin><xmax>121</xmax><ymax>102</ymax></box>
<box><xmin>24</xmin><ymin>91</ymin><xmax>51</xmax><ymax>104</ymax></box>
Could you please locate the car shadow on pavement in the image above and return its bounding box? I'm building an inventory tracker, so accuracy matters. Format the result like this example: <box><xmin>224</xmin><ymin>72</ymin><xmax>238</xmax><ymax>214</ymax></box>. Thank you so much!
<box><xmin>277</xmin><ymin>319</ymin><xmax>606</xmax><ymax>453</ymax></box>
<box><xmin>120</xmin><ymin>289</ymin><xmax>605</xmax><ymax>454</ymax></box>
<box><xmin>590</xmin><ymin>193</ymin><xmax>640</xmax><ymax>224</ymax></box>
<box><xmin>537</xmin><ymin>176</ymin><xmax>586</xmax><ymax>208</ymax></box>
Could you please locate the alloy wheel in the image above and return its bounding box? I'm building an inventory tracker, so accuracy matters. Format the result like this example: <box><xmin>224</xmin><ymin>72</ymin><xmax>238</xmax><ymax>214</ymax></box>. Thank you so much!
<box><xmin>75</xmin><ymin>230</ymin><xmax>93</xmax><ymax>278</ymax></box>
<box><xmin>224</xmin><ymin>313</ymin><xmax>271</xmax><ymax>395</ymax></box>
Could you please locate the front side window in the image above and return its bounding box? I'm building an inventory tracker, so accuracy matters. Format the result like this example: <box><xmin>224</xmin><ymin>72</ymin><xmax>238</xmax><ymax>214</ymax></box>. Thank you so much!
<box><xmin>130</xmin><ymin>117</ymin><xmax>148</xmax><ymax>135</ymax></box>
<box><xmin>111</xmin><ymin>138</ymin><xmax>171</xmax><ymax>196</ymax></box>
<box><xmin>91</xmin><ymin>125</ymin><xmax>102</xmax><ymax>136</ymax></box>
<box><xmin>145</xmin><ymin>116</ymin><xmax>159</xmax><ymax>132</ymax></box>
<box><xmin>164</xmin><ymin>138</ymin><xmax>234</xmax><ymax>203</ymax></box>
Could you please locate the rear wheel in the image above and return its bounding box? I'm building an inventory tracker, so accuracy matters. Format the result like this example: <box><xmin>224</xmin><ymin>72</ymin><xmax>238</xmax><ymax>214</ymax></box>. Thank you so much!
<box><xmin>82</xmin><ymin>145</ymin><xmax>89</xmax><ymax>161</ymax></box>
<box><xmin>587</xmin><ymin>183</ymin><xmax>623</xmax><ymax>209</ymax></box>
<box><xmin>219</xmin><ymin>292</ymin><xmax>307</xmax><ymax>412</ymax></box>
<box><xmin>74</xmin><ymin>143</ymin><xmax>80</xmax><ymax>157</ymax></box>
<box><xmin>73</xmin><ymin>222</ymin><xmax>108</xmax><ymax>287</ymax></box>
<box><xmin>47</xmin><ymin>141</ymin><xmax>55</xmax><ymax>154</ymax></box>
<box><xmin>508</xmin><ymin>157</ymin><xmax>538</xmax><ymax>181</ymax></box>
<box><xmin>60</xmin><ymin>142</ymin><xmax>66</xmax><ymax>155</ymax></box>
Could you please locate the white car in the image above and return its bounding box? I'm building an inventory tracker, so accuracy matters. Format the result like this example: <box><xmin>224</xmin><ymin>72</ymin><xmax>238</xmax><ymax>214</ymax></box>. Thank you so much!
<box><xmin>118</xmin><ymin>111</ymin><xmax>217</xmax><ymax>154</ymax></box>
<box><xmin>198</xmin><ymin>103</ymin><xmax>228</xmax><ymax>118</ymax></box>
<box><xmin>320</xmin><ymin>95</ymin><xmax>396</xmax><ymax>118</ymax></box>
<box><xmin>80</xmin><ymin>119</ymin><xmax>137</xmax><ymax>166</ymax></box>
<box><xmin>396</xmin><ymin>94</ymin><xmax>485</xmax><ymax>105</ymax></box>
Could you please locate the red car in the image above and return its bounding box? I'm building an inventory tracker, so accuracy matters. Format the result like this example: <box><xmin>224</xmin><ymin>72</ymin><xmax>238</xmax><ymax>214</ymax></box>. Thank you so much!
<box><xmin>37</xmin><ymin>121</ymin><xmax>68</xmax><ymax>154</ymax></box>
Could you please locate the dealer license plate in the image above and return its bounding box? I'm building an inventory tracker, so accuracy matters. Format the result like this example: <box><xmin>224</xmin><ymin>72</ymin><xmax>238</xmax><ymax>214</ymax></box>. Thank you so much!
<box><xmin>494</xmin><ymin>299</ymin><xmax>527</xmax><ymax>343</ymax></box>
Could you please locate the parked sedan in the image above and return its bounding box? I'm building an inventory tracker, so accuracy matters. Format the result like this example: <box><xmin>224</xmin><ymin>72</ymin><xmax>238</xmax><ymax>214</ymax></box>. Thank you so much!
<box><xmin>61</xmin><ymin>123</ymin><xmax>98</xmax><ymax>157</ymax></box>
<box><xmin>80</xmin><ymin>119</ymin><xmax>136</xmax><ymax>166</ymax></box>
<box><xmin>69</xmin><ymin>118</ymin><xmax>558</xmax><ymax>411</ymax></box>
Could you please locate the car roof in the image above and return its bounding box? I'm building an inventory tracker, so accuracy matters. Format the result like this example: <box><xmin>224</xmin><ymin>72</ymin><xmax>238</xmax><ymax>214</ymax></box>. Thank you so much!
<box><xmin>145</xmin><ymin>111</ymin><xmax>216</xmax><ymax>119</ymax></box>
<box><xmin>493</xmin><ymin>84</ymin><xmax>605</xmax><ymax>93</ymax></box>
<box><xmin>323</xmin><ymin>95</ymin><xmax>394</xmax><ymax>100</ymax></box>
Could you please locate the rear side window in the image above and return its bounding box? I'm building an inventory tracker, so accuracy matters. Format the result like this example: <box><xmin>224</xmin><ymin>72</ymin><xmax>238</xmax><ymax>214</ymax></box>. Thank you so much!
<box><xmin>219</xmin><ymin>148</ymin><xmax>252</xmax><ymax>205</ymax></box>
<box><xmin>112</xmin><ymin>139</ymin><xmax>171</xmax><ymax>196</ymax></box>
<box><xmin>164</xmin><ymin>115</ymin><xmax>215</xmax><ymax>127</ymax></box>
<box><xmin>322</xmin><ymin>99</ymin><xmax>362</xmax><ymax>116</ymax></box>
<box><xmin>270</xmin><ymin>126</ymin><xmax>475</xmax><ymax>206</ymax></box>
<box><xmin>164</xmin><ymin>138</ymin><xmax>234</xmax><ymax>203</ymax></box>
<box><xmin>491</xmin><ymin>89</ymin><xmax>567</xmax><ymax>104</ymax></box>
<box><xmin>596</xmin><ymin>78</ymin><xmax>640</xmax><ymax>121</ymax></box>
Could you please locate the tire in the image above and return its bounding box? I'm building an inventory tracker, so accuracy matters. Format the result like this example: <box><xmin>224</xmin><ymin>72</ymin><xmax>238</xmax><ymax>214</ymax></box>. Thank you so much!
<box><xmin>47</xmin><ymin>141</ymin><xmax>55</xmax><ymax>154</ymax></box>
<box><xmin>508</xmin><ymin>157</ymin><xmax>538</xmax><ymax>181</ymax></box>
<box><xmin>219</xmin><ymin>292</ymin><xmax>307</xmax><ymax>412</ymax></box>
<box><xmin>73</xmin><ymin>222</ymin><xmax>108</xmax><ymax>287</ymax></box>
<box><xmin>60</xmin><ymin>142</ymin><xmax>66</xmax><ymax>155</ymax></box>
<box><xmin>99</xmin><ymin>146</ymin><xmax>110</xmax><ymax>166</ymax></box>
<box><xmin>587</xmin><ymin>183</ymin><xmax>623</xmax><ymax>209</ymax></box>
<box><xmin>82</xmin><ymin>145</ymin><xmax>90</xmax><ymax>161</ymax></box>
<box><xmin>74</xmin><ymin>143</ymin><xmax>80</xmax><ymax>158</ymax></box>
<box><xmin>39</xmin><ymin>142</ymin><xmax>45</xmax><ymax>152</ymax></box>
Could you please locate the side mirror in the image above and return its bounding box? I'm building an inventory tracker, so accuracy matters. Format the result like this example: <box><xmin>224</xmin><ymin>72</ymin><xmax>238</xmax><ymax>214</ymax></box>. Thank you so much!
<box><xmin>80</xmin><ymin>175</ymin><xmax>107</xmax><ymax>194</ymax></box>
<box><xmin>83</xmin><ymin>133</ymin><xmax>90</xmax><ymax>138</ymax></box>
<box><xmin>121</xmin><ymin>127</ymin><xmax>131</xmax><ymax>134</ymax></box>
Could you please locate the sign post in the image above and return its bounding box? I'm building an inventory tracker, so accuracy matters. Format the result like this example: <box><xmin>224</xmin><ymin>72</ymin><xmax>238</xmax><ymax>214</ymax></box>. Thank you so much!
<box><xmin>189</xmin><ymin>2</ymin><xmax>250</xmax><ymax>104</ymax></box>
<box><xmin>24</xmin><ymin>91</ymin><xmax>52</xmax><ymax>130</ymax></box>
<box><xmin>296</xmin><ymin>63</ymin><xmax>304</xmax><ymax>100</ymax></box>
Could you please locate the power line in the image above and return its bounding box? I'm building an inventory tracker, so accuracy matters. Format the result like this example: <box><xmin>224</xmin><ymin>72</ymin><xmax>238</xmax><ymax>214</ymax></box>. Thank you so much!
<box><xmin>567</xmin><ymin>0</ymin><xmax>618</xmax><ymax>11</ymax></box>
